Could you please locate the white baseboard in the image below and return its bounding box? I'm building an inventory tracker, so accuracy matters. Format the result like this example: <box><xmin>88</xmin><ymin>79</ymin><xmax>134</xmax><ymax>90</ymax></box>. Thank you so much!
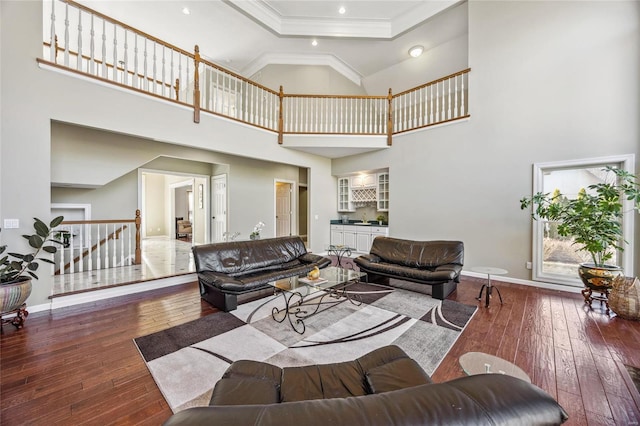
<box><xmin>27</xmin><ymin>274</ymin><xmax>197</xmax><ymax>313</ymax></box>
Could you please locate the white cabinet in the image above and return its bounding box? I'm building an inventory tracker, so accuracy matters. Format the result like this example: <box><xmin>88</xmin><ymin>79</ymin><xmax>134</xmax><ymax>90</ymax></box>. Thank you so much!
<box><xmin>330</xmin><ymin>225</ymin><xmax>344</xmax><ymax>246</ymax></box>
<box><xmin>350</xmin><ymin>174</ymin><xmax>376</xmax><ymax>188</ymax></box>
<box><xmin>330</xmin><ymin>224</ymin><xmax>389</xmax><ymax>253</ymax></box>
<box><xmin>377</xmin><ymin>173</ymin><xmax>389</xmax><ymax>211</ymax></box>
<box><xmin>337</xmin><ymin>177</ymin><xmax>354</xmax><ymax>212</ymax></box>
<box><xmin>343</xmin><ymin>225</ymin><xmax>357</xmax><ymax>248</ymax></box>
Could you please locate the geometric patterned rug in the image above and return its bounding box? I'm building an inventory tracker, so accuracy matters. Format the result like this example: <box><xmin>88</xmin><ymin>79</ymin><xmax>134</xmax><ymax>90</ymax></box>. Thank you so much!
<box><xmin>134</xmin><ymin>282</ymin><xmax>477</xmax><ymax>413</ymax></box>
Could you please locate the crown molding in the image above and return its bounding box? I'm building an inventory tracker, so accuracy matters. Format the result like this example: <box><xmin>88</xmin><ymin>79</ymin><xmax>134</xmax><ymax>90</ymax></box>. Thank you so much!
<box><xmin>227</xmin><ymin>0</ymin><xmax>459</xmax><ymax>39</ymax></box>
<box><xmin>242</xmin><ymin>53</ymin><xmax>362</xmax><ymax>86</ymax></box>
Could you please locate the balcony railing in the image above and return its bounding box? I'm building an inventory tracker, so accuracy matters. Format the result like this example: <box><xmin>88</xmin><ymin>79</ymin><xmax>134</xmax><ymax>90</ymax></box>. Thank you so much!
<box><xmin>40</xmin><ymin>0</ymin><xmax>470</xmax><ymax>145</ymax></box>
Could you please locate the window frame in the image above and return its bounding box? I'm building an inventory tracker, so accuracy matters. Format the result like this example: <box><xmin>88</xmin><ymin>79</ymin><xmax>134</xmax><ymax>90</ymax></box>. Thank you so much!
<box><xmin>531</xmin><ymin>154</ymin><xmax>636</xmax><ymax>286</ymax></box>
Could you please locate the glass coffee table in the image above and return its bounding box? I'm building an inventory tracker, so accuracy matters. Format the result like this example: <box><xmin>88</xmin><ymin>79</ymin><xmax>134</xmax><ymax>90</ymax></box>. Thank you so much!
<box><xmin>269</xmin><ymin>266</ymin><xmax>366</xmax><ymax>334</ymax></box>
<box><xmin>459</xmin><ymin>352</ymin><xmax>531</xmax><ymax>383</ymax></box>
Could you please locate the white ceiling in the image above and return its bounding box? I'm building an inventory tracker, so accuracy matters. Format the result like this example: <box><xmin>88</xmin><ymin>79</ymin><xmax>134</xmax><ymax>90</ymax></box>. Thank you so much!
<box><xmin>77</xmin><ymin>0</ymin><xmax>466</xmax><ymax>84</ymax></box>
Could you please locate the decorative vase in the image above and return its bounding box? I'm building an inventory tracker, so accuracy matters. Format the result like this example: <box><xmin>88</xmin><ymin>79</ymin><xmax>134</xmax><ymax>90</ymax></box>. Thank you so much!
<box><xmin>578</xmin><ymin>263</ymin><xmax>623</xmax><ymax>314</ymax></box>
<box><xmin>250</xmin><ymin>234</ymin><xmax>259</xmax><ymax>240</ymax></box>
<box><xmin>0</xmin><ymin>276</ymin><xmax>32</xmax><ymax>329</ymax></box>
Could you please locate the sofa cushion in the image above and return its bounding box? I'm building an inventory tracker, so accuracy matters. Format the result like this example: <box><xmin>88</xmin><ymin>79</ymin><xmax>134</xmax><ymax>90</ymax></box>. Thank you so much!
<box><xmin>210</xmin><ymin>377</ymin><xmax>280</xmax><ymax>406</ymax></box>
<box><xmin>193</xmin><ymin>236</ymin><xmax>309</xmax><ymax>275</ymax></box>
<box><xmin>281</xmin><ymin>360</ymin><xmax>367</xmax><ymax>402</ymax></box>
<box><xmin>365</xmin><ymin>358</ymin><xmax>432</xmax><ymax>394</ymax></box>
<box><xmin>369</xmin><ymin>237</ymin><xmax>464</xmax><ymax>268</ymax></box>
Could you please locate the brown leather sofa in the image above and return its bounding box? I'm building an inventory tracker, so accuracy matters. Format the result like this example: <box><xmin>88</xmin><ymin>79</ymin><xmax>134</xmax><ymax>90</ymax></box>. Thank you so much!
<box><xmin>162</xmin><ymin>345</ymin><xmax>568</xmax><ymax>426</ymax></box>
<box><xmin>354</xmin><ymin>237</ymin><xmax>464</xmax><ymax>299</ymax></box>
<box><xmin>192</xmin><ymin>236</ymin><xmax>331</xmax><ymax>312</ymax></box>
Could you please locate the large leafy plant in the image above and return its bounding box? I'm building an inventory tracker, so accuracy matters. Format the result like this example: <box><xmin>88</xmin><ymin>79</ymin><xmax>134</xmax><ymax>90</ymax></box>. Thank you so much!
<box><xmin>520</xmin><ymin>167</ymin><xmax>640</xmax><ymax>267</ymax></box>
<box><xmin>0</xmin><ymin>216</ymin><xmax>65</xmax><ymax>284</ymax></box>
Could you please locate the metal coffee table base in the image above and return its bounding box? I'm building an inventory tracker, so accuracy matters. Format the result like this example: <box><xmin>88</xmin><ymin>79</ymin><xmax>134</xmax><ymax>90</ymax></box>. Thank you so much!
<box><xmin>271</xmin><ymin>283</ymin><xmax>362</xmax><ymax>334</ymax></box>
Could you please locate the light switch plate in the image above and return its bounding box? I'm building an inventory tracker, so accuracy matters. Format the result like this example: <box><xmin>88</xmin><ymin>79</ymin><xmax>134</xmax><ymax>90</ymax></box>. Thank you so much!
<box><xmin>3</xmin><ymin>219</ymin><xmax>19</xmax><ymax>229</ymax></box>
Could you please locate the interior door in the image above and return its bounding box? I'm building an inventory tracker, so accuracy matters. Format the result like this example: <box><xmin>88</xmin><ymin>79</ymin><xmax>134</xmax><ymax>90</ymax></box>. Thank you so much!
<box><xmin>276</xmin><ymin>181</ymin><xmax>292</xmax><ymax>237</ymax></box>
<box><xmin>211</xmin><ymin>174</ymin><xmax>227</xmax><ymax>242</ymax></box>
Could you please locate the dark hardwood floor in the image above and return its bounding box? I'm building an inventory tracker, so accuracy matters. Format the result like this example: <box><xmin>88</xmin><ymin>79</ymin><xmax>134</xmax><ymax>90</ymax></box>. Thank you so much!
<box><xmin>1</xmin><ymin>276</ymin><xmax>639</xmax><ymax>425</ymax></box>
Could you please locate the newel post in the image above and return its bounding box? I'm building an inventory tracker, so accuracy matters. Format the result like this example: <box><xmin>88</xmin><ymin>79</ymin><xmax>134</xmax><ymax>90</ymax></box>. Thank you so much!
<box><xmin>387</xmin><ymin>88</ymin><xmax>393</xmax><ymax>146</ymax></box>
<box><xmin>193</xmin><ymin>45</ymin><xmax>200</xmax><ymax>123</ymax></box>
<box><xmin>278</xmin><ymin>85</ymin><xmax>284</xmax><ymax>144</ymax></box>
<box><xmin>134</xmin><ymin>209</ymin><xmax>141</xmax><ymax>265</ymax></box>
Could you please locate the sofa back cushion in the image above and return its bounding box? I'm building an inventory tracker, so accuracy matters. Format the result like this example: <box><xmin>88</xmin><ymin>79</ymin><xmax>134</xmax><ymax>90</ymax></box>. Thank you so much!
<box><xmin>370</xmin><ymin>237</ymin><xmax>464</xmax><ymax>268</ymax></box>
<box><xmin>193</xmin><ymin>236</ymin><xmax>308</xmax><ymax>275</ymax></box>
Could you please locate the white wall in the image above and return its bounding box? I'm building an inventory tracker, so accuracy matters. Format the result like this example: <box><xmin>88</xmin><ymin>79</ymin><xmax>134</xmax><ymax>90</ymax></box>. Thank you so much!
<box><xmin>335</xmin><ymin>1</ymin><xmax>640</xmax><ymax>283</ymax></box>
<box><xmin>1</xmin><ymin>1</ymin><xmax>335</xmax><ymax>307</ymax></box>
<box><xmin>252</xmin><ymin>64</ymin><xmax>367</xmax><ymax>95</ymax></box>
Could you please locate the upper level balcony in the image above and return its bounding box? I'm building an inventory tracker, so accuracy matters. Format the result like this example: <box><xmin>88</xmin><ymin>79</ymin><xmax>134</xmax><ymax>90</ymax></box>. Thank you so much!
<box><xmin>40</xmin><ymin>0</ymin><xmax>470</xmax><ymax>158</ymax></box>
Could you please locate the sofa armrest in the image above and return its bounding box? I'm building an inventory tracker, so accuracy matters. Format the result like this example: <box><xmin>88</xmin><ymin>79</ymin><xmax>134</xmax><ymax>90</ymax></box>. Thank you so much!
<box><xmin>299</xmin><ymin>253</ymin><xmax>332</xmax><ymax>268</ymax></box>
<box><xmin>358</xmin><ymin>254</ymin><xmax>381</xmax><ymax>264</ymax></box>
<box><xmin>198</xmin><ymin>271</ymin><xmax>245</xmax><ymax>292</ymax></box>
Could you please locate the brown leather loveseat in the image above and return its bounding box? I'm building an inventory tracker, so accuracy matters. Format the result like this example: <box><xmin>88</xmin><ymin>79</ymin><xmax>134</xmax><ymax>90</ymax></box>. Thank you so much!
<box><xmin>354</xmin><ymin>237</ymin><xmax>464</xmax><ymax>299</ymax></box>
<box><xmin>192</xmin><ymin>236</ymin><xmax>331</xmax><ymax>312</ymax></box>
<box><xmin>162</xmin><ymin>345</ymin><xmax>568</xmax><ymax>426</ymax></box>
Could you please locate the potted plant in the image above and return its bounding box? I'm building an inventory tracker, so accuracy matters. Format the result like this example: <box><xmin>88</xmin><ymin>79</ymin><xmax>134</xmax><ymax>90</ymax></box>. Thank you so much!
<box><xmin>250</xmin><ymin>221</ymin><xmax>265</xmax><ymax>240</ymax></box>
<box><xmin>0</xmin><ymin>216</ymin><xmax>64</xmax><ymax>329</ymax></box>
<box><xmin>520</xmin><ymin>166</ymin><xmax>640</xmax><ymax>301</ymax></box>
<box><xmin>376</xmin><ymin>214</ymin><xmax>386</xmax><ymax>225</ymax></box>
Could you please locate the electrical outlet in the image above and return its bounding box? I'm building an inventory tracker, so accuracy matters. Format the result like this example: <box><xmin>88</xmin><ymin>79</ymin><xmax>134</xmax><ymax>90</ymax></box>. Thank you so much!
<box><xmin>526</xmin><ymin>261</ymin><xmax>532</xmax><ymax>270</ymax></box>
<box><xmin>3</xmin><ymin>219</ymin><xmax>19</xmax><ymax>229</ymax></box>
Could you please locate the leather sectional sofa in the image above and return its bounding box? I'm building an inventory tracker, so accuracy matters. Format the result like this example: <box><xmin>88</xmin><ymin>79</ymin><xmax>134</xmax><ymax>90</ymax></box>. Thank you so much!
<box><xmin>192</xmin><ymin>236</ymin><xmax>331</xmax><ymax>312</ymax></box>
<box><xmin>162</xmin><ymin>345</ymin><xmax>568</xmax><ymax>425</ymax></box>
<box><xmin>354</xmin><ymin>237</ymin><xmax>464</xmax><ymax>299</ymax></box>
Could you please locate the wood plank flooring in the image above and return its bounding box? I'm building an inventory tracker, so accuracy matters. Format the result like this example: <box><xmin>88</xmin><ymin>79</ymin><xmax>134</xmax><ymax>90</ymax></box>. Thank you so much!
<box><xmin>2</xmin><ymin>276</ymin><xmax>639</xmax><ymax>425</ymax></box>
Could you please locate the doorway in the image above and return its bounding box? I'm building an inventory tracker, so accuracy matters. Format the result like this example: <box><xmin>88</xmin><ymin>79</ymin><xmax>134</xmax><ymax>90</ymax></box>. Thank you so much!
<box><xmin>211</xmin><ymin>174</ymin><xmax>228</xmax><ymax>242</ymax></box>
<box><xmin>275</xmin><ymin>180</ymin><xmax>295</xmax><ymax>237</ymax></box>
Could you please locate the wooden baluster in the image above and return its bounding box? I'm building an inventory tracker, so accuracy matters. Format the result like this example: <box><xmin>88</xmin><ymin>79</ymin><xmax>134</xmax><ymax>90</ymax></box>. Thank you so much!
<box><xmin>278</xmin><ymin>86</ymin><xmax>284</xmax><ymax>144</ymax></box>
<box><xmin>101</xmin><ymin>19</ymin><xmax>107</xmax><ymax>78</ymax></box>
<box><xmin>87</xmin><ymin>223</ymin><xmax>92</xmax><ymax>271</ymax></box>
<box><xmin>135</xmin><ymin>209</ymin><xmax>141</xmax><ymax>264</ymax></box>
<box><xmin>134</xmin><ymin>34</ymin><xmax>139</xmax><ymax>88</ymax></box>
<box><xmin>104</xmin><ymin>224</ymin><xmax>109</xmax><ymax>269</ymax></box>
<box><xmin>96</xmin><ymin>224</ymin><xmax>101</xmax><ymax>270</ymax></box>
<box><xmin>143</xmin><ymin>39</ymin><xmax>148</xmax><ymax>91</ymax></box>
<box><xmin>123</xmin><ymin>31</ymin><xmax>129</xmax><ymax>85</ymax></box>
<box><xmin>76</xmin><ymin>9</ymin><xmax>82</xmax><ymax>71</ymax></box>
<box><xmin>77</xmin><ymin>225</ymin><xmax>83</xmax><ymax>272</ymax></box>
<box><xmin>161</xmin><ymin>45</ymin><xmax>166</xmax><ymax>97</ymax></box>
<box><xmin>454</xmin><ymin>75</ymin><xmax>458</xmax><ymax>118</ymax></box>
<box><xmin>89</xmin><ymin>15</ymin><xmax>95</xmax><ymax>74</ymax></box>
<box><xmin>49</xmin><ymin>0</ymin><xmax>57</xmax><ymax>62</ymax></box>
<box><xmin>63</xmin><ymin>3</ymin><xmax>70</xmax><ymax>67</ymax></box>
<box><xmin>387</xmin><ymin>89</ymin><xmax>393</xmax><ymax>145</ymax></box>
<box><xmin>175</xmin><ymin>78</ymin><xmax>180</xmax><ymax>101</ymax></box>
<box><xmin>112</xmin><ymin>224</ymin><xmax>117</xmax><ymax>268</ymax></box>
<box><xmin>193</xmin><ymin>45</ymin><xmax>200</xmax><ymax>123</ymax></box>
<box><xmin>112</xmin><ymin>23</ymin><xmax>118</xmax><ymax>82</ymax></box>
<box><xmin>461</xmin><ymin>72</ymin><xmax>466</xmax><ymax>116</ymax></box>
<box><xmin>215</xmin><ymin>70</ymin><xmax>219</xmax><ymax>112</ymax></box>
<box><xmin>448</xmin><ymin>78</ymin><xmax>452</xmax><ymax>119</ymax></box>
<box><xmin>152</xmin><ymin>41</ymin><xmax>157</xmax><ymax>93</ymax></box>
<box><xmin>169</xmin><ymin>49</ymin><xmax>174</xmax><ymax>100</ymax></box>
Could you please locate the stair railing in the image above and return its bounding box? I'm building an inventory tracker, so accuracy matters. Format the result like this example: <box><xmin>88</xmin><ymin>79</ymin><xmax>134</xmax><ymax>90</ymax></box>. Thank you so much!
<box><xmin>53</xmin><ymin>210</ymin><xmax>141</xmax><ymax>275</ymax></box>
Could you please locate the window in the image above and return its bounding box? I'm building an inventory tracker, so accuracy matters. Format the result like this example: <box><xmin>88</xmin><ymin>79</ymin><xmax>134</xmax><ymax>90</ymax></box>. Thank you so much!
<box><xmin>531</xmin><ymin>155</ymin><xmax>635</xmax><ymax>286</ymax></box>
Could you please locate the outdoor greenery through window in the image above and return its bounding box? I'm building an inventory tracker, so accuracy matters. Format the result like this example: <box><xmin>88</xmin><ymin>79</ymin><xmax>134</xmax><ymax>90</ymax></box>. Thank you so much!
<box><xmin>531</xmin><ymin>155</ymin><xmax>635</xmax><ymax>286</ymax></box>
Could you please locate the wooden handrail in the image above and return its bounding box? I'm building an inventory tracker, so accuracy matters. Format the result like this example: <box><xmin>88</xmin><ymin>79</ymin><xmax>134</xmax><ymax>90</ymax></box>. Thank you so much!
<box><xmin>393</xmin><ymin>68</ymin><xmax>471</xmax><ymax>98</ymax></box>
<box><xmin>283</xmin><ymin>93</ymin><xmax>387</xmax><ymax>100</ymax></box>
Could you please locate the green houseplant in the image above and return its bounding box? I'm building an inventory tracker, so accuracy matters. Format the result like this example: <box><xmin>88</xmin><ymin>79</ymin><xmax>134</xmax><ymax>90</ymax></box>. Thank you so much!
<box><xmin>520</xmin><ymin>166</ymin><xmax>640</xmax><ymax>299</ymax></box>
<box><xmin>0</xmin><ymin>216</ymin><xmax>64</xmax><ymax>329</ymax></box>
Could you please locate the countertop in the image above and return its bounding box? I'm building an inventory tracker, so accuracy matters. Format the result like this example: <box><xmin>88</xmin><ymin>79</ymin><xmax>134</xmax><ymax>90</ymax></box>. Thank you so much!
<box><xmin>330</xmin><ymin>220</ymin><xmax>388</xmax><ymax>227</ymax></box>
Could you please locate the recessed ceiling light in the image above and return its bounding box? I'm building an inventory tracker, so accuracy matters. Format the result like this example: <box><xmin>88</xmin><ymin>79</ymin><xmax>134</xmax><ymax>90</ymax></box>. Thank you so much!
<box><xmin>338</xmin><ymin>6</ymin><xmax>346</xmax><ymax>15</ymax></box>
<box><xmin>182</xmin><ymin>7</ymin><xmax>190</xmax><ymax>15</ymax></box>
<box><xmin>408</xmin><ymin>45</ymin><xmax>424</xmax><ymax>58</ymax></box>
<box><xmin>312</xmin><ymin>39</ymin><xmax>318</xmax><ymax>47</ymax></box>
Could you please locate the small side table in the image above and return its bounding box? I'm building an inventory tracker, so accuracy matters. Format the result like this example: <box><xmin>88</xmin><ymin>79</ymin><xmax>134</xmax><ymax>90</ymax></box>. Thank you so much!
<box><xmin>326</xmin><ymin>245</ymin><xmax>354</xmax><ymax>268</ymax></box>
<box><xmin>471</xmin><ymin>266</ymin><xmax>507</xmax><ymax>307</ymax></box>
<box><xmin>459</xmin><ymin>352</ymin><xmax>531</xmax><ymax>383</ymax></box>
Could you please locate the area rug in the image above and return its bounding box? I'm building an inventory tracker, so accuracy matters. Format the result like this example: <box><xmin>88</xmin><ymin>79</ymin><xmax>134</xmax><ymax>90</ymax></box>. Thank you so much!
<box><xmin>134</xmin><ymin>282</ymin><xmax>477</xmax><ymax>413</ymax></box>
